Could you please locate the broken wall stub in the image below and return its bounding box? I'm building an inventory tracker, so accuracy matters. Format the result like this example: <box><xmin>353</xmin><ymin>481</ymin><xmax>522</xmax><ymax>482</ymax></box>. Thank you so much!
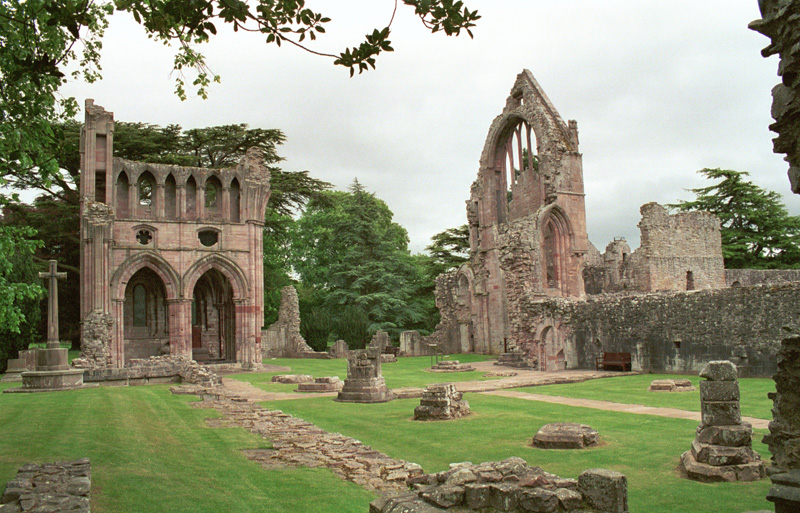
<box><xmin>427</xmin><ymin>70</ymin><xmax>590</xmax><ymax>356</ymax></box>
<box><xmin>79</xmin><ymin>100</ymin><xmax>268</xmax><ymax>369</ymax></box>
<box><xmin>262</xmin><ymin>286</ymin><xmax>315</xmax><ymax>358</ymax></box>
<box><xmin>763</xmin><ymin>334</ymin><xmax>800</xmax><ymax>512</ymax></box>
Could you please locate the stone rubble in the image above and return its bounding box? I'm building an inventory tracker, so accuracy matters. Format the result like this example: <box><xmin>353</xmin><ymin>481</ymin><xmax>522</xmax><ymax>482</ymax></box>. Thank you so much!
<box><xmin>414</xmin><ymin>383</ymin><xmax>471</xmax><ymax>421</ymax></box>
<box><xmin>185</xmin><ymin>387</ymin><xmax>421</xmax><ymax>493</ymax></box>
<box><xmin>0</xmin><ymin>459</ymin><xmax>91</xmax><ymax>513</ymax></box>
<box><xmin>370</xmin><ymin>458</ymin><xmax>628</xmax><ymax>513</ymax></box>
<box><xmin>81</xmin><ymin>355</ymin><xmax>222</xmax><ymax>387</ymax></box>
<box><xmin>679</xmin><ymin>360</ymin><xmax>765</xmax><ymax>482</ymax></box>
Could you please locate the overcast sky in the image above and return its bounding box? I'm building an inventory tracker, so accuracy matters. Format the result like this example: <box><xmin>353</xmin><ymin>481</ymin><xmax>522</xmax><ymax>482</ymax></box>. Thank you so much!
<box><xmin>60</xmin><ymin>1</ymin><xmax>794</xmax><ymax>253</ymax></box>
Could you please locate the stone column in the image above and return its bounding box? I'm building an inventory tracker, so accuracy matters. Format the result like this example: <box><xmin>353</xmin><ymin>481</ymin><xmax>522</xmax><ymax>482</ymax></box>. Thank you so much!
<box><xmin>680</xmin><ymin>360</ymin><xmax>764</xmax><ymax>482</ymax></box>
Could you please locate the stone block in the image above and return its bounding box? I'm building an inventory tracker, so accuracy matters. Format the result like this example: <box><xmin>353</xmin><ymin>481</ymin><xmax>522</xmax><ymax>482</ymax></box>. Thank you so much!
<box><xmin>695</xmin><ymin>424</ymin><xmax>753</xmax><ymax>447</ymax></box>
<box><xmin>421</xmin><ymin>484</ymin><xmax>463</xmax><ymax>509</ymax></box>
<box><xmin>555</xmin><ymin>488</ymin><xmax>582</xmax><ymax>510</ymax></box>
<box><xmin>578</xmin><ymin>468</ymin><xmax>627</xmax><ymax>513</ymax></box>
<box><xmin>488</xmin><ymin>482</ymin><xmax>520</xmax><ymax>511</ymax></box>
<box><xmin>531</xmin><ymin>423</ymin><xmax>599</xmax><ymax>449</ymax></box>
<box><xmin>700</xmin><ymin>380</ymin><xmax>740</xmax><ymax>402</ymax></box>
<box><xmin>518</xmin><ymin>488</ymin><xmax>558</xmax><ymax>512</ymax></box>
<box><xmin>681</xmin><ymin>450</ymin><xmax>764</xmax><ymax>482</ymax></box>
<box><xmin>701</xmin><ymin>401</ymin><xmax>741</xmax><ymax>426</ymax></box>
<box><xmin>699</xmin><ymin>360</ymin><xmax>738</xmax><ymax>381</ymax></box>
<box><xmin>463</xmin><ymin>483</ymin><xmax>491</xmax><ymax>509</ymax></box>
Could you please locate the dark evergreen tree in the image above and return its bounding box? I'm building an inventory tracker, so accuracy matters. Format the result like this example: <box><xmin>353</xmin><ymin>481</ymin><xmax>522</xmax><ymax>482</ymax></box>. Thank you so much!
<box><xmin>672</xmin><ymin>168</ymin><xmax>800</xmax><ymax>268</ymax></box>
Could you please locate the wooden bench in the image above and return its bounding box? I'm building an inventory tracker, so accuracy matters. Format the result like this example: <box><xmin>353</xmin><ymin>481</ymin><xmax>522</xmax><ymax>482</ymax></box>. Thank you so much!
<box><xmin>595</xmin><ymin>352</ymin><xmax>631</xmax><ymax>371</ymax></box>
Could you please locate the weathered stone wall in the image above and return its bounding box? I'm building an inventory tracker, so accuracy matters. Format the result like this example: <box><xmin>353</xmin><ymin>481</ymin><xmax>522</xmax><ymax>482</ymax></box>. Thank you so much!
<box><xmin>726</xmin><ymin>268</ymin><xmax>800</xmax><ymax>287</ymax></box>
<box><xmin>518</xmin><ymin>283</ymin><xmax>800</xmax><ymax>377</ymax></box>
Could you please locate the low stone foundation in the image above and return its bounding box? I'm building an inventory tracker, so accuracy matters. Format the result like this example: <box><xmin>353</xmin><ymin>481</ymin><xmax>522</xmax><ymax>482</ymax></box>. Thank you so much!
<box><xmin>414</xmin><ymin>383</ymin><xmax>470</xmax><ymax>421</ymax></box>
<box><xmin>271</xmin><ymin>374</ymin><xmax>314</xmax><ymax>384</ymax></box>
<box><xmin>494</xmin><ymin>353</ymin><xmax>535</xmax><ymax>369</ymax></box>
<box><xmin>370</xmin><ymin>458</ymin><xmax>627</xmax><ymax>513</ymax></box>
<box><xmin>82</xmin><ymin>356</ymin><xmax>221</xmax><ymax>388</ymax></box>
<box><xmin>0</xmin><ymin>459</ymin><xmax>91</xmax><ymax>513</ymax></box>
<box><xmin>296</xmin><ymin>377</ymin><xmax>344</xmax><ymax>393</ymax></box>
<box><xmin>648</xmin><ymin>379</ymin><xmax>695</xmax><ymax>392</ymax></box>
<box><xmin>430</xmin><ymin>360</ymin><xmax>475</xmax><ymax>372</ymax></box>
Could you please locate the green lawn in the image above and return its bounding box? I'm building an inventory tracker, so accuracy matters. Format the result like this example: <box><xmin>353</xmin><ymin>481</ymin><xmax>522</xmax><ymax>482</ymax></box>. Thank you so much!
<box><xmin>0</xmin><ymin>360</ymin><xmax>777</xmax><ymax>513</ymax></box>
<box><xmin>515</xmin><ymin>373</ymin><xmax>775</xmax><ymax>420</ymax></box>
<box><xmin>0</xmin><ymin>381</ymin><xmax>375</xmax><ymax>513</ymax></box>
<box><xmin>269</xmin><ymin>393</ymin><xmax>773</xmax><ymax>513</ymax></box>
<box><xmin>232</xmin><ymin>354</ymin><xmax>498</xmax><ymax>392</ymax></box>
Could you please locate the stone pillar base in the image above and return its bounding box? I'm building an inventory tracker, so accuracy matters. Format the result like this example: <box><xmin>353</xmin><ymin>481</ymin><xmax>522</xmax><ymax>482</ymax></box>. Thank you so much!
<box><xmin>36</xmin><ymin>347</ymin><xmax>70</xmax><ymax>371</ymax></box>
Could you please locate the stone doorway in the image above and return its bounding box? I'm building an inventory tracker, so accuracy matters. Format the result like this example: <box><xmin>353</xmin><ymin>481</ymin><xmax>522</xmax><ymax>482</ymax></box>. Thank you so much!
<box><xmin>191</xmin><ymin>269</ymin><xmax>236</xmax><ymax>362</ymax></box>
<box><xmin>123</xmin><ymin>267</ymin><xmax>169</xmax><ymax>363</ymax></box>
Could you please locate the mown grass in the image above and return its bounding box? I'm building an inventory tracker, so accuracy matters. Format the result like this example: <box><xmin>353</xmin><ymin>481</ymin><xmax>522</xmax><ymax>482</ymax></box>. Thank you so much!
<box><xmin>0</xmin><ymin>381</ymin><xmax>374</xmax><ymax>513</ymax></box>
<box><xmin>515</xmin><ymin>373</ymin><xmax>775</xmax><ymax>420</ymax></box>
<box><xmin>269</xmin><ymin>393</ymin><xmax>772</xmax><ymax>513</ymax></box>
<box><xmin>232</xmin><ymin>354</ymin><xmax>498</xmax><ymax>392</ymax></box>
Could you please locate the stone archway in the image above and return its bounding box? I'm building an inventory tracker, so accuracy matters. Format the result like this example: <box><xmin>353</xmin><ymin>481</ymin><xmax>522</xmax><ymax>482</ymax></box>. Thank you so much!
<box><xmin>122</xmin><ymin>267</ymin><xmax>169</xmax><ymax>364</ymax></box>
<box><xmin>191</xmin><ymin>269</ymin><xmax>236</xmax><ymax>362</ymax></box>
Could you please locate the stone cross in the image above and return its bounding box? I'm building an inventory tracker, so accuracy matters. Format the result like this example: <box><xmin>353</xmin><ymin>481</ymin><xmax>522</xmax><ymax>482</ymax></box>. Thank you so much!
<box><xmin>38</xmin><ymin>260</ymin><xmax>67</xmax><ymax>349</ymax></box>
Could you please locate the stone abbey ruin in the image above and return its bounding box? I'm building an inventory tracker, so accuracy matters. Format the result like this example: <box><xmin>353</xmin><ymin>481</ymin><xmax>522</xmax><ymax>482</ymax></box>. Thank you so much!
<box><xmin>70</xmin><ymin>71</ymin><xmax>800</xmax><ymax>380</ymax></box>
<box><xmin>422</xmin><ymin>70</ymin><xmax>800</xmax><ymax>377</ymax></box>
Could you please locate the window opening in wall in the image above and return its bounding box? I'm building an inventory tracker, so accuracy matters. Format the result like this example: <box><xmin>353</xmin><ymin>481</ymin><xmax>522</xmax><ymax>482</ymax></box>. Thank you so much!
<box><xmin>186</xmin><ymin>176</ymin><xmax>197</xmax><ymax>219</ymax></box>
<box><xmin>138</xmin><ymin>175</ymin><xmax>153</xmax><ymax>206</ymax></box>
<box><xmin>116</xmin><ymin>172</ymin><xmax>129</xmax><ymax>217</ymax></box>
<box><xmin>198</xmin><ymin>230</ymin><xmax>219</xmax><ymax>247</ymax></box>
<box><xmin>133</xmin><ymin>284</ymin><xmax>147</xmax><ymax>326</ymax></box>
<box><xmin>230</xmin><ymin>178</ymin><xmax>240</xmax><ymax>222</ymax></box>
<box><xmin>135</xmin><ymin>229</ymin><xmax>152</xmax><ymax>245</ymax></box>
<box><xmin>95</xmin><ymin>173</ymin><xmax>106</xmax><ymax>203</ymax></box>
<box><xmin>673</xmin><ymin>340</ymin><xmax>682</xmax><ymax>349</ymax></box>
<box><xmin>686</xmin><ymin>270</ymin><xmax>695</xmax><ymax>291</ymax></box>
<box><xmin>205</xmin><ymin>181</ymin><xmax>217</xmax><ymax>207</ymax></box>
<box><xmin>165</xmin><ymin>174</ymin><xmax>177</xmax><ymax>220</ymax></box>
<box><xmin>497</xmin><ymin>119</ymin><xmax>538</xmax><ymax>218</ymax></box>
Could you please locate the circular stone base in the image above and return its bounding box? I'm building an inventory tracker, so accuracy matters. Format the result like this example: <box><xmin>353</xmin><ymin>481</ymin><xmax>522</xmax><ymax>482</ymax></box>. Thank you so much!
<box><xmin>531</xmin><ymin>423</ymin><xmax>600</xmax><ymax>449</ymax></box>
<box><xmin>4</xmin><ymin>369</ymin><xmax>88</xmax><ymax>393</ymax></box>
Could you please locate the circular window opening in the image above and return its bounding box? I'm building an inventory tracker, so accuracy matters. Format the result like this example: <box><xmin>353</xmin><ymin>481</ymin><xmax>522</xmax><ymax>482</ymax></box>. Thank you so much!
<box><xmin>136</xmin><ymin>229</ymin><xmax>153</xmax><ymax>245</ymax></box>
<box><xmin>198</xmin><ymin>230</ymin><xmax>219</xmax><ymax>247</ymax></box>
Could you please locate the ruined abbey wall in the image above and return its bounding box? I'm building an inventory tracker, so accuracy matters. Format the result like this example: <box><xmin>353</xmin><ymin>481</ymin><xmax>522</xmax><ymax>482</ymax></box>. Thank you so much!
<box><xmin>518</xmin><ymin>283</ymin><xmax>800</xmax><ymax>377</ymax></box>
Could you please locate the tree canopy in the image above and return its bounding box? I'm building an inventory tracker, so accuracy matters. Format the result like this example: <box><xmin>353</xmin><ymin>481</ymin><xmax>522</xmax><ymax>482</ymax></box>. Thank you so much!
<box><xmin>424</xmin><ymin>224</ymin><xmax>470</xmax><ymax>277</ymax></box>
<box><xmin>290</xmin><ymin>180</ymin><xmax>429</xmax><ymax>348</ymax></box>
<box><xmin>672</xmin><ymin>168</ymin><xmax>800</xmax><ymax>269</ymax></box>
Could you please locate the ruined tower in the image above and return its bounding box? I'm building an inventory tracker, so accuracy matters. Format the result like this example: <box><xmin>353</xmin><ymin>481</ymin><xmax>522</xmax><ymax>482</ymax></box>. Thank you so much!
<box><xmin>79</xmin><ymin>100</ymin><xmax>268</xmax><ymax>368</ymax></box>
<box><xmin>427</xmin><ymin>70</ymin><xmax>589</xmax><ymax>360</ymax></box>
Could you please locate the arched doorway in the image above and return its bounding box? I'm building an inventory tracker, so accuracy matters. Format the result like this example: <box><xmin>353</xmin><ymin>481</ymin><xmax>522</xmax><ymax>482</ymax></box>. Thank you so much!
<box><xmin>123</xmin><ymin>267</ymin><xmax>169</xmax><ymax>363</ymax></box>
<box><xmin>191</xmin><ymin>268</ymin><xmax>236</xmax><ymax>362</ymax></box>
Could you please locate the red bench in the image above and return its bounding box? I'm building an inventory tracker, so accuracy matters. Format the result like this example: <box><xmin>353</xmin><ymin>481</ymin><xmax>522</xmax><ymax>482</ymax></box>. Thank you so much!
<box><xmin>595</xmin><ymin>352</ymin><xmax>631</xmax><ymax>371</ymax></box>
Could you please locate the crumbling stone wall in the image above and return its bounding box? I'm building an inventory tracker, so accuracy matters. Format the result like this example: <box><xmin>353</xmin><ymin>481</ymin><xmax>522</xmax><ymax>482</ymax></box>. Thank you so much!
<box><xmin>517</xmin><ymin>283</ymin><xmax>800</xmax><ymax>376</ymax></box>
